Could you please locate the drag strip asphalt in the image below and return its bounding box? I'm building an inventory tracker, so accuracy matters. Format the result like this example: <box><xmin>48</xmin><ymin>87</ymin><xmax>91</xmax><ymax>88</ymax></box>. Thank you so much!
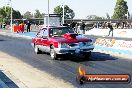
<box><xmin>0</xmin><ymin>35</ymin><xmax>132</xmax><ymax>88</ymax></box>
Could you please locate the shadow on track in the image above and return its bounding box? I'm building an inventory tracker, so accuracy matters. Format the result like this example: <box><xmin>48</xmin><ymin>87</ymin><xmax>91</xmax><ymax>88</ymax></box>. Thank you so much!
<box><xmin>0</xmin><ymin>39</ymin><xmax>6</xmax><ymax>41</ymax></box>
<box><xmin>59</xmin><ymin>52</ymin><xmax>118</xmax><ymax>62</ymax></box>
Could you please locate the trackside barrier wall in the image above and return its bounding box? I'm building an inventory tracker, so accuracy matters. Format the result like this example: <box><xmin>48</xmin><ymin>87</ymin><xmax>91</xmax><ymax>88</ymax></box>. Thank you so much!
<box><xmin>13</xmin><ymin>24</ymin><xmax>24</xmax><ymax>33</ymax></box>
<box><xmin>85</xmin><ymin>28</ymin><xmax>132</xmax><ymax>38</ymax></box>
<box><xmin>13</xmin><ymin>25</ymin><xmax>19</xmax><ymax>32</ymax></box>
<box><xmin>95</xmin><ymin>38</ymin><xmax>132</xmax><ymax>55</ymax></box>
<box><xmin>19</xmin><ymin>24</ymin><xmax>24</xmax><ymax>32</ymax></box>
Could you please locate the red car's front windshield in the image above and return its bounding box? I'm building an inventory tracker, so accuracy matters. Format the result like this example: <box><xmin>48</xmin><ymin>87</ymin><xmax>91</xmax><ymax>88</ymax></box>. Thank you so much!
<box><xmin>50</xmin><ymin>27</ymin><xmax>75</xmax><ymax>37</ymax></box>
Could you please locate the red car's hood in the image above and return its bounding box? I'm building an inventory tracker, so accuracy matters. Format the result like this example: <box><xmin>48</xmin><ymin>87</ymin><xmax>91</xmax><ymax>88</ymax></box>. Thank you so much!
<box><xmin>49</xmin><ymin>33</ymin><xmax>92</xmax><ymax>43</ymax></box>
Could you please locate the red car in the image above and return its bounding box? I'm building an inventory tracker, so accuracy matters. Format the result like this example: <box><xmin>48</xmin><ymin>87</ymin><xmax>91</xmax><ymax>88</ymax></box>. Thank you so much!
<box><xmin>31</xmin><ymin>26</ymin><xmax>94</xmax><ymax>60</ymax></box>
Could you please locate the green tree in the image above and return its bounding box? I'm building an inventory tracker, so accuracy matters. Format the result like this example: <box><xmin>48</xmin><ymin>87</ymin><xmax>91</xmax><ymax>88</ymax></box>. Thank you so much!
<box><xmin>0</xmin><ymin>6</ymin><xmax>22</xmax><ymax>22</ymax></box>
<box><xmin>23</xmin><ymin>11</ymin><xmax>33</xmax><ymax>19</ymax></box>
<box><xmin>54</xmin><ymin>5</ymin><xmax>75</xmax><ymax>19</ymax></box>
<box><xmin>34</xmin><ymin>9</ymin><xmax>44</xmax><ymax>18</ymax></box>
<box><xmin>106</xmin><ymin>13</ymin><xmax>110</xmax><ymax>19</ymax></box>
<box><xmin>86</xmin><ymin>15</ymin><xmax>105</xmax><ymax>20</ymax></box>
<box><xmin>41</xmin><ymin>13</ymin><xmax>45</xmax><ymax>18</ymax></box>
<box><xmin>13</xmin><ymin>10</ymin><xmax>21</xmax><ymax>19</ymax></box>
<box><xmin>0</xmin><ymin>8</ymin><xmax>6</xmax><ymax>18</ymax></box>
<box><xmin>112</xmin><ymin>0</ymin><xmax>128</xmax><ymax>19</ymax></box>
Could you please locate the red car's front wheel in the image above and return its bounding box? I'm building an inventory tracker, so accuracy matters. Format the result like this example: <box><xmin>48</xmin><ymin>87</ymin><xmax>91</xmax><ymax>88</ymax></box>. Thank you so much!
<box><xmin>50</xmin><ymin>46</ymin><xmax>58</xmax><ymax>60</ymax></box>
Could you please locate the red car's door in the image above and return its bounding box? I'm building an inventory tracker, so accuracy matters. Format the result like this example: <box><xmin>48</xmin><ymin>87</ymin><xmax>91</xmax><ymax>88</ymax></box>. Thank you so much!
<box><xmin>40</xmin><ymin>29</ymin><xmax>50</xmax><ymax>52</ymax></box>
<box><xmin>35</xmin><ymin>29</ymin><xmax>44</xmax><ymax>45</ymax></box>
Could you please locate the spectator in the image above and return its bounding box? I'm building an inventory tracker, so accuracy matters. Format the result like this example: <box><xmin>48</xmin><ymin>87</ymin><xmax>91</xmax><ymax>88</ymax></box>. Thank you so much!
<box><xmin>70</xmin><ymin>22</ymin><xmax>76</xmax><ymax>28</ymax></box>
<box><xmin>107</xmin><ymin>22</ymin><xmax>114</xmax><ymax>37</ymax></box>
<box><xmin>122</xmin><ymin>22</ymin><xmax>126</xmax><ymax>28</ymax></box>
<box><xmin>70</xmin><ymin>22</ymin><xmax>76</xmax><ymax>31</ymax></box>
<box><xmin>102</xmin><ymin>22</ymin><xmax>107</xmax><ymax>29</ymax></box>
<box><xmin>116</xmin><ymin>22</ymin><xmax>120</xmax><ymax>29</ymax></box>
<box><xmin>96</xmin><ymin>22</ymin><xmax>99</xmax><ymax>28</ymax></box>
<box><xmin>26</xmin><ymin>21</ymin><xmax>31</xmax><ymax>32</ymax></box>
<box><xmin>130</xmin><ymin>22</ymin><xmax>132</xmax><ymax>29</ymax></box>
<box><xmin>80</xmin><ymin>22</ymin><xmax>86</xmax><ymax>34</ymax></box>
<box><xmin>0</xmin><ymin>23</ymin><xmax>2</xmax><ymax>28</ymax></box>
<box><xmin>75</xmin><ymin>23</ymin><xmax>79</xmax><ymax>33</ymax></box>
<box><xmin>3</xmin><ymin>23</ymin><xmax>6</xmax><ymax>28</ymax></box>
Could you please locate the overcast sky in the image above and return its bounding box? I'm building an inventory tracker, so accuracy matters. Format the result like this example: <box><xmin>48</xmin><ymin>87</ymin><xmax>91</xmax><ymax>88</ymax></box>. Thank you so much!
<box><xmin>0</xmin><ymin>0</ymin><xmax>132</xmax><ymax>19</ymax></box>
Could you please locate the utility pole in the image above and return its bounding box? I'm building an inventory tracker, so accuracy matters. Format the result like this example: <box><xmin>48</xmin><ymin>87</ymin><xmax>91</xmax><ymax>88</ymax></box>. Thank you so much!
<box><xmin>10</xmin><ymin>0</ymin><xmax>13</xmax><ymax>32</ymax></box>
<box><xmin>48</xmin><ymin>0</ymin><xmax>49</xmax><ymax>27</ymax></box>
<box><xmin>62</xmin><ymin>4</ymin><xmax>64</xmax><ymax>24</ymax></box>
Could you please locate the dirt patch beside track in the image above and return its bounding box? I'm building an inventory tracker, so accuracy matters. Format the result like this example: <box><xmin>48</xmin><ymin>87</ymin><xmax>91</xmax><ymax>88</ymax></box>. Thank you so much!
<box><xmin>0</xmin><ymin>51</ymin><xmax>74</xmax><ymax>88</ymax></box>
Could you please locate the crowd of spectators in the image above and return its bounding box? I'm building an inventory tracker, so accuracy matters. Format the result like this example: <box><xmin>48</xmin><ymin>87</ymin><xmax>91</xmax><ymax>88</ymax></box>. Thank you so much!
<box><xmin>1</xmin><ymin>20</ymin><xmax>132</xmax><ymax>34</ymax></box>
<box><xmin>62</xmin><ymin>21</ymin><xmax>132</xmax><ymax>35</ymax></box>
<box><xmin>93</xmin><ymin>21</ymin><xmax>132</xmax><ymax>29</ymax></box>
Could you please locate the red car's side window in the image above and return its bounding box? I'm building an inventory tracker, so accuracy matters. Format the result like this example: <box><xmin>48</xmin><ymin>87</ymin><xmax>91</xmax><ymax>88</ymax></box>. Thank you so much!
<box><xmin>36</xmin><ymin>30</ymin><xmax>44</xmax><ymax>38</ymax></box>
<box><xmin>36</xmin><ymin>28</ymin><xmax>48</xmax><ymax>38</ymax></box>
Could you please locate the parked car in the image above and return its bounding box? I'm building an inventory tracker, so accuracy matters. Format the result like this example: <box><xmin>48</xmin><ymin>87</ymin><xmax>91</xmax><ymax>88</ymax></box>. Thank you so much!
<box><xmin>31</xmin><ymin>26</ymin><xmax>94</xmax><ymax>60</ymax></box>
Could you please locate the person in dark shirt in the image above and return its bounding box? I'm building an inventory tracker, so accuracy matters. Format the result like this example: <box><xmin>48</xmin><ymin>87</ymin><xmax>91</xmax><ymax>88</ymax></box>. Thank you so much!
<box><xmin>70</xmin><ymin>22</ymin><xmax>76</xmax><ymax>32</ymax></box>
<box><xmin>108</xmin><ymin>23</ymin><xmax>114</xmax><ymax>37</ymax></box>
<box><xmin>70</xmin><ymin>22</ymin><xmax>76</xmax><ymax>28</ymax></box>
<box><xmin>80</xmin><ymin>22</ymin><xmax>86</xmax><ymax>34</ymax></box>
<box><xmin>26</xmin><ymin>21</ymin><xmax>31</xmax><ymax>32</ymax></box>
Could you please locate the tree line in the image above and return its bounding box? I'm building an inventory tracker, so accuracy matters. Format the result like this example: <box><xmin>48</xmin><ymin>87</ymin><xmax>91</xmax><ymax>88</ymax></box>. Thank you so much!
<box><xmin>0</xmin><ymin>7</ymin><xmax>45</xmax><ymax>23</ymax></box>
<box><xmin>86</xmin><ymin>0</ymin><xmax>130</xmax><ymax>20</ymax></box>
<box><xmin>0</xmin><ymin>4</ymin><xmax>75</xmax><ymax>23</ymax></box>
<box><xmin>0</xmin><ymin>0</ymin><xmax>130</xmax><ymax>23</ymax></box>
